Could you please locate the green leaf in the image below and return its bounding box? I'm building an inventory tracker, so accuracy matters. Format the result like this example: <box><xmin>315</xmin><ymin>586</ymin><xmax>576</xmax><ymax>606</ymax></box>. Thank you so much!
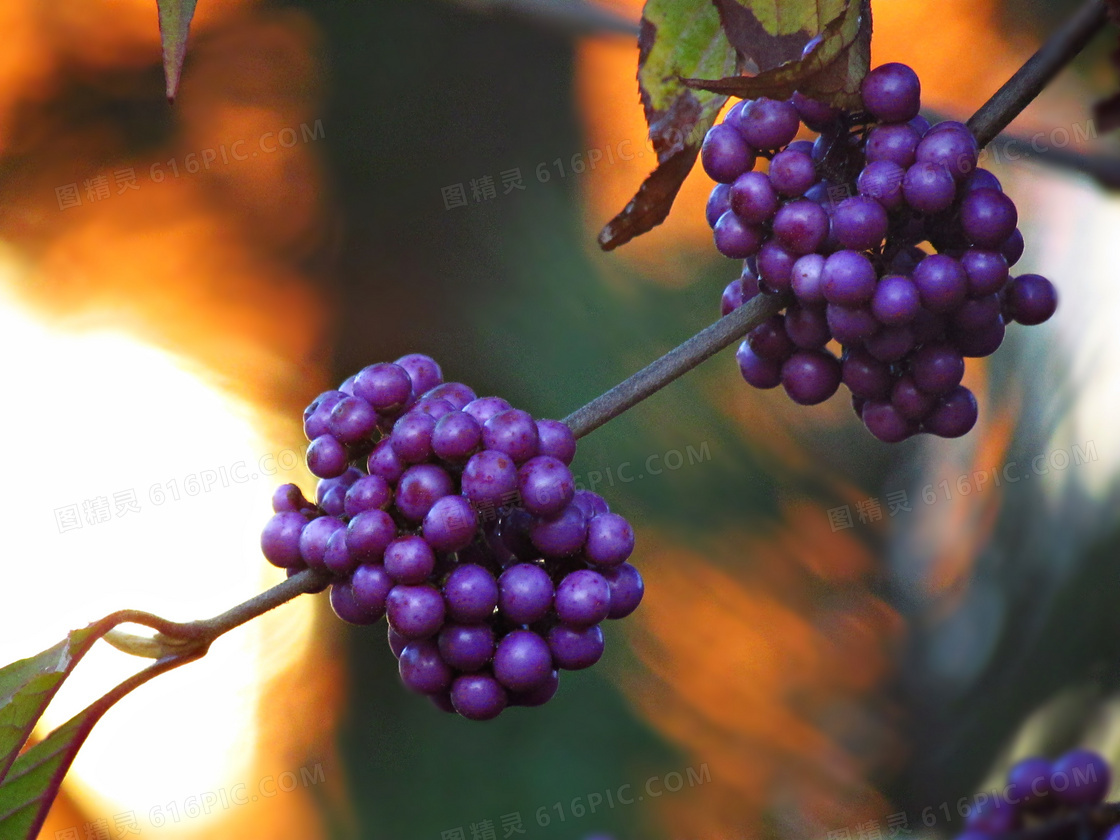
<box><xmin>597</xmin><ymin>0</ymin><xmax>739</xmax><ymax>251</ymax></box>
<box><xmin>0</xmin><ymin>628</ymin><xmax>104</xmax><ymax>786</ymax></box>
<box><xmin>156</xmin><ymin>0</ymin><xmax>198</xmax><ymax>103</ymax></box>
<box><xmin>0</xmin><ymin>652</ymin><xmax>198</xmax><ymax>840</ymax></box>
<box><xmin>683</xmin><ymin>0</ymin><xmax>873</xmax><ymax>109</ymax></box>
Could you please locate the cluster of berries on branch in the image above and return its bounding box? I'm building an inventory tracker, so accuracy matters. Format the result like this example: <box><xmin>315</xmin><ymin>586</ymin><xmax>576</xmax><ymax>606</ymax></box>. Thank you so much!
<box><xmin>703</xmin><ymin>62</ymin><xmax>1058</xmax><ymax>442</ymax></box>
<box><xmin>260</xmin><ymin>354</ymin><xmax>643</xmax><ymax>720</ymax></box>
<box><xmin>950</xmin><ymin>749</ymin><xmax>1116</xmax><ymax>840</ymax></box>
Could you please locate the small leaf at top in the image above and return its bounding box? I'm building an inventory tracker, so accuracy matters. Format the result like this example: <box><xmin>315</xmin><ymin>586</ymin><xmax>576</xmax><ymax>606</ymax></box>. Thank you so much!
<box><xmin>597</xmin><ymin>0</ymin><xmax>740</xmax><ymax>251</ymax></box>
<box><xmin>711</xmin><ymin>0</ymin><xmax>846</xmax><ymax>71</ymax></box>
<box><xmin>0</xmin><ymin>628</ymin><xmax>103</xmax><ymax>786</ymax></box>
<box><xmin>156</xmin><ymin>0</ymin><xmax>199</xmax><ymax>103</ymax></box>
<box><xmin>683</xmin><ymin>0</ymin><xmax>872</xmax><ymax>110</ymax></box>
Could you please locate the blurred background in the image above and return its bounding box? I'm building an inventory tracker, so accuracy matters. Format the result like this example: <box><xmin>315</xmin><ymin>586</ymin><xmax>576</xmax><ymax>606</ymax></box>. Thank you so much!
<box><xmin>1</xmin><ymin>0</ymin><xmax>1119</xmax><ymax>838</ymax></box>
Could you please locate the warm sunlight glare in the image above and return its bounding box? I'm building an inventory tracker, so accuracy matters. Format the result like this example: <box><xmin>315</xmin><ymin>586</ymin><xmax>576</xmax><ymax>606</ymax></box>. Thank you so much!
<box><xmin>0</xmin><ymin>245</ymin><xmax>314</xmax><ymax>833</ymax></box>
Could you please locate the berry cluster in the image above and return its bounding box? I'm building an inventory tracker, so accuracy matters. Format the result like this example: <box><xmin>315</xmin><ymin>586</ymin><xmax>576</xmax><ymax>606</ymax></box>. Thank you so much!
<box><xmin>953</xmin><ymin>749</ymin><xmax>1114</xmax><ymax>839</ymax></box>
<box><xmin>259</xmin><ymin>354</ymin><xmax>644</xmax><ymax>720</ymax></box>
<box><xmin>703</xmin><ymin>62</ymin><xmax>1058</xmax><ymax>441</ymax></box>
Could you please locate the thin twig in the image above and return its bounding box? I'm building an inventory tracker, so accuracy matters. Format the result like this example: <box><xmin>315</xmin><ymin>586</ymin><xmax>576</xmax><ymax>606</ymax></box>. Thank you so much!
<box><xmin>564</xmin><ymin>292</ymin><xmax>789</xmax><ymax>438</ymax></box>
<box><xmin>564</xmin><ymin>0</ymin><xmax>1112</xmax><ymax>441</ymax></box>
<box><xmin>104</xmin><ymin>569</ymin><xmax>331</xmax><ymax>659</ymax></box>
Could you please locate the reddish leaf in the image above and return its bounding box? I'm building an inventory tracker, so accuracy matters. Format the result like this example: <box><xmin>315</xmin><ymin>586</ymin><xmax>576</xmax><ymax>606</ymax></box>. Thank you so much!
<box><xmin>683</xmin><ymin>0</ymin><xmax>872</xmax><ymax>110</ymax></box>
<box><xmin>156</xmin><ymin>0</ymin><xmax>198</xmax><ymax>103</ymax></box>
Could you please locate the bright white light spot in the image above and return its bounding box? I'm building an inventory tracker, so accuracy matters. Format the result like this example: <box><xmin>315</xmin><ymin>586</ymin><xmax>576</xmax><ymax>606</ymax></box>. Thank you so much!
<box><xmin>0</xmin><ymin>247</ymin><xmax>314</xmax><ymax>832</ymax></box>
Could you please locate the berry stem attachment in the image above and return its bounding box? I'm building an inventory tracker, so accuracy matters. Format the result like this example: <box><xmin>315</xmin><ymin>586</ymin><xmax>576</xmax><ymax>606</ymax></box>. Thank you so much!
<box><xmin>566</xmin><ymin>0</ymin><xmax>1110</xmax><ymax>441</ymax></box>
<box><xmin>967</xmin><ymin>0</ymin><xmax>1109</xmax><ymax>148</ymax></box>
<box><xmin>563</xmin><ymin>291</ymin><xmax>790</xmax><ymax>438</ymax></box>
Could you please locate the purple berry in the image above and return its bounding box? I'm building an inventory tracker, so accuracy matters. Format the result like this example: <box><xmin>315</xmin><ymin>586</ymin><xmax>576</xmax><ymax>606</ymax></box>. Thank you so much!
<box><xmin>422</xmin><ymin>382</ymin><xmax>477</xmax><ymax>410</ymax></box>
<box><xmin>1006</xmin><ymin>274</ymin><xmax>1057</xmax><ymax>325</ymax></box>
<box><xmin>891</xmin><ymin>376</ymin><xmax>937</xmax><ymax>420</ymax></box>
<box><xmin>352</xmin><ymin>563</ymin><xmax>393</xmax><ymax>616</ymax></box>
<box><xmin>826</xmin><ymin>305</ymin><xmax>879</xmax><ymax>344</ymax></box>
<box><xmin>831</xmin><ymin>196</ymin><xmax>889</xmax><ymax>251</ymax></box>
<box><xmin>399</xmin><ymin>640</ymin><xmax>453</xmax><ymax>694</ymax></box>
<box><xmin>769</xmin><ymin>149</ymin><xmax>817</xmax><ymax>197</ymax></box>
<box><xmin>346</xmin><ymin>509</ymin><xmax>397</xmax><ymax>562</ymax></box>
<box><xmin>923</xmin><ymin>386</ymin><xmax>978</xmax><ymax>438</ymax></box>
<box><xmin>439</xmin><ymin>624</ymin><xmax>496</xmax><ymax>673</ymax></box>
<box><xmin>730</xmin><ymin>171</ymin><xmax>779</xmax><ymax>224</ymax></box>
<box><xmin>861</xmin><ymin>63</ymin><xmax>921</xmax><ymax>123</ymax></box>
<box><xmin>903</xmin><ymin>162</ymin><xmax>956</xmax><ymax>214</ymax></box>
<box><xmin>548</xmin><ymin>624</ymin><xmax>605</xmax><ymax>670</ymax></box>
<box><xmin>367</xmin><ymin>438</ymin><xmax>405</xmax><ymax>483</ymax></box>
<box><xmin>865</xmin><ymin>324</ymin><xmax>915</xmax><ymax>362</ymax></box>
<box><xmin>509</xmin><ymin>669</ymin><xmax>560</xmax><ymax>707</ymax></box>
<box><xmin>530</xmin><ymin>503</ymin><xmax>589</xmax><ymax>558</ymax></box>
<box><xmin>261</xmin><ymin>511</ymin><xmax>308</xmax><ymax>568</ymax></box>
<box><xmin>1007</xmin><ymin>756</ymin><xmax>1053</xmax><ymax>807</ymax></box>
<box><xmin>483</xmin><ymin>409</ymin><xmax>540</xmax><ymax>463</ymax></box>
<box><xmin>748</xmin><ymin>314</ymin><xmax>796</xmax><ymax>362</ymax></box>
<box><xmin>784</xmin><ymin>304</ymin><xmax>831</xmax><ymax>349</ymax></box>
<box><xmin>916</xmin><ymin>126</ymin><xmax>978</xmax><ymax>180</ymax></box>
<box><xmin>461</xmin><ymin>449</ymin><xmax>518</xmax><ymax>509</ymax></box>
<box><xmin>913</xmin><ymin>254</ymin><xmax>968</xmax><ymax>313</ymax></box>
<box><xmin>603</xmin><ymin>563</ymin><xmax>644</xmax><ymax>619</ymax></box>
<box><xmin>450</xmin><ymin>673</ymin><xmax>507</xmax><ymax>721</ymax></box>
<box><xmin>555</xmin><ymin>569</ymin><xmax>611</xmax><ymax>627</ymax></box>
<box><xmin>857</xmin><ymin>160</ymin><xmax>906</xmax><ymax>210</ymax></box>
<box><xmin>517</xmin><ymin>456</ymin><xmax>576</xmax><ymax>517</ymax></box>
<box><xmin>865</xmin><ymin>123</ymin><xmax>921</xmax><ymax>168</ymax></box>
<box><xmin>738</xmin><ymin>97</ymin><xmax>800</xmax><ymax>149</ymax></box>
<box><xmin>1050</xmin><ymin>749</ymin><xmax>1111</xmax><ymax>806</ymax></box>
<box><xmin>872</xmin><ymin>275</ymin><xmax>921</xmax><ymax>325</ymax></box>
<box><xmin>706</xmin><ymin>183</ymin><xmax>732</xmax><ymax>227</ymax></box>
<box><xmin>422</xmin><ymin>495</ymin><xmax>478</xmax><ymax>552</ymax></box>
<box><xmin>961</xmin><ymin>249</ymin><xmax>1010</xmax><ymax>296</ymax></box>
<box><xmin>791</xmin><ymin>254</ymin><xmax>826</xmax><ymax>304</ymax></box>
<box><xmin>384</xmin><ymin>535</ymin><xmax>437</xmax><ymax>584</ymax></box>
<box><xmin>842</xmin><ymin>348</ymin><xmax>892</xmax><ymax>400</ymax></box>
<box><xmin>702</xmin><ymin>123</ymin><xmax>756</xmax><ymax>183</ymax></box>
<box><xmin>961</xmin><ymin>188</ymin><xmax>1017</xmax><ymax>247</ymax></box>
<box><xmin>306</xmin><ymin>434</ymin><xmax>348</xmax><ymax>479</ymax></box>
<box><xmin>386</xmin><ymin>584</ymin><xmax>446</xmax><ymax>639</ymax></box>
<box><xmin>736</xmin><ymin>341</ymin><xmax>782</xmax><ymax>389</ymax></box>
<box><xmin>1001</xmin><ymin>228</ymin><xmax>1025</xmax><ymax>266</ymax></box>
<box><xmin>861</xmin><ymin>401</ymin><xmax>915</xmax><ymax>443</ymax></box>
<box><xmin>462</xmin><ymin>396</ymin><xmax>512</xmax><ymax>426</ymax></box>
<box><xmin>781</xmin><ymin>350</ymin><xmax>841</xmax><ymax>405</ymax></box>
<box><xmin>911</xmin><ymin>343</ymin><xmax>965</xmax><ymax>395</ymax></box>
<box><xmin>394</xmin><ymin>353</ymin><xmax>443</xmax><ymax>397</ymax></box>
<box><xmin>498</xmin><ymin>563</ymin><xmax>554</xmax><ymax>624</ymax></box>
<box><xmin>431</xmin><ymin>410</ymin><xmax>483</xmax><ymax>463</ymax></box>
<box><xmin>536</xmin><ymin>419</ymin><xmax>577</xmax><ymax>465</ymax></box>
<box><xmin>714</xmin><ymin>211</ymin><xmax>765</xmax><ymax>258</ymax></box>
<box><xmin>772</xmin><ymin>200</ymin><xmax>829</xmax><ymax>255</ymax></box>
<box><xmin>390</xmin><ymin>411</ymin><xmax>437</xmax><ymax>463</ymax></box>
<box><xmin>493</xmin><ymin>630</ymin><xmax>552</xmax><ymax>692</ymax></box>
<box><xmin>271</xmin><ymin>484</ymin><xmax>308</xmax><ymax>514</ymax></box>
<box><xmin>395</xmin><ymin>464</ymin><xmax>454</xmax><ymax>522</ymax></box>
<box><xmin>822</xmin><ymin>251</ymin><xmax>877</xmax><ymax>306</ymax></box>
<box><xmin>585</xmin><ymin>513</ymin><xmax>635</xmax><ymax>567</ymax></box>
<box><xmin>757</xmin><ymin>241</ymin><xmax>797</xmax><ymax>293</ymax></box>
<box><xmin>330</xmin><ymin>580</ymin><xmax>383</xmax><ymax>626</ymax></box>
<box><xmin>344</xmin><ymin>475</ymin><xmax>392</xmax><ymax>517</ymax></box>
<box><xmin>443</xmin><ymin>564</ymin><xmax>499</xmax><ymax>623</ymax></box>
<box><xmin>353</xmin><ymin>363</ymin><xmax>413</xmax><ymax>412</ymax></box>
<box><xmin>299</xmin><ymin>515</ymin><xmax>345</xmax><ymax>570</ymax></box>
